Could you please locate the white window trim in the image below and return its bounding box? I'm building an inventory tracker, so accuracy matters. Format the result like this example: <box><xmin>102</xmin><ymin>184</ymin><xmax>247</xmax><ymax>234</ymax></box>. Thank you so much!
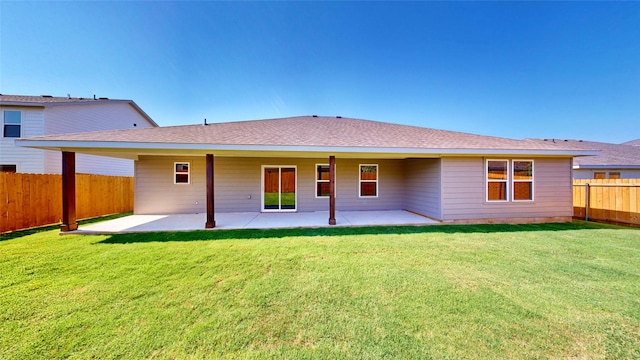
<box><xmin>174</xmin><ymin>162</ymin><xmax>190</xmax><ymax>184</ymax></box>
<box><xmin>486</xmin><ymin>159</ymin><xmax>509</xmax><ymax>202</ymax></box>
<box><xmin>512</xmin><ymin>160</ymin><xmax>534</xmax><ymax>202</ymax></box>
<box><xmin>315</xmin><ymin>163</ymin><xmax>337</xmax><ymax>198</ymax></box>
<box><xmin>358</xmin><ymin>164</ymin><xmax>378</xmax><ymax>198</ymax></box>
<box><xmin>3</xmin><ymin>110</ymin><xmax>22</xmax><ymax>138</ymax></box>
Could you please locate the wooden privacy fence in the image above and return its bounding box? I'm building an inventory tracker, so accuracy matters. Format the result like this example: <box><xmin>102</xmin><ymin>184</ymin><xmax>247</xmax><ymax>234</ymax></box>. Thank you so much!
<box><xmin>573</xmin><ymin>179</ymin><xmax>640</xmax><ymax>226</ymax></box>
<box><xmin>1</xmin><ymin>173</ymin><xmax>134</xmax><ymax>233</ymax></box>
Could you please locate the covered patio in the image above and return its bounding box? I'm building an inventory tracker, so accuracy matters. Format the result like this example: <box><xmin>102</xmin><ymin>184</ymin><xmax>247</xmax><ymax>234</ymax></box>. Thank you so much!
<box><xmin>75</xmin><ymin>210</ymin><xmax>439</xmax><ymax>234</ymax></box>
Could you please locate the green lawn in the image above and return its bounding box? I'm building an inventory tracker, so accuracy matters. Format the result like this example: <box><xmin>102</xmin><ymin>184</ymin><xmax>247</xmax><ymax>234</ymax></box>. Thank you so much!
<box><xmin>263</xmin><ymin>192</ymin><xmax>296</xmax><ymax>209</ymax></box>
<box><xmin>1</xmin><ymin>221</ymin><xmax>639</xmax><ymax>359</ymax></box>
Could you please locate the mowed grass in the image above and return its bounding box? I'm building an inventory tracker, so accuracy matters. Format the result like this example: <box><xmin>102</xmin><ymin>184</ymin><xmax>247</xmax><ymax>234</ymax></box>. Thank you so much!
<box><xmin>1</xmin><ymin>221</ymin><xmax>639</xmax><ymax>359</ymax></box>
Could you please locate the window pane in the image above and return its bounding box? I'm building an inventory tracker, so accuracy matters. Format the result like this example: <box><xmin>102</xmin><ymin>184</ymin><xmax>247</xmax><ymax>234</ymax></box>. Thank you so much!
<box><xmin>175</xmin><ymin>174</ymin><xmax>189</xmax><ymax>183</ymax></box>
<box><xmin>360</xmin><ymin>165</ymin><xmax>377</xmax><ymax>180</ymax></box>
<box><xmin>514</xmin><ymin>182</ymin><xmax>532</xmax><ymax>200</ymax></box>
<box><xmin>4</xmin><ymin>111</ymin><xmax>21</xmax><ymax>124</ymax></box>
<box><xmin>487</xmin><ymin>182</ymin><xmax>507</xmax><ymax>201</ymax></box>
<box><xmin>487</xmin><ymin>161</ymin><xmax>507</xmax><ymax>180</ymax></box>
<box><xmin>281</xmin><ymin>167</ymin><xmax>296</xmax><ymax>193</ymax></box>
<box><xmin>3</xmin><ymin>125</ymin><xmax>20</xmax><ymax>137</ymax></box>
<box><xmin>317</xmin><ymin>165</ymin><xmax>329</xmax><ymax>180</ymax></box>
<box><xmin>176</xmin><ymin>163</ymin><xmax>189</xmax><ymax>172</ymax></box>
<box><xmin>360</xmin><ymin>182</ymin><xmax>377</xmax><ymax>196</ymax></box>
<box><xmin>594</xmin><ymin>172</ymin><xmax>606</xmax><ymax>179</ymax></box>
<box><xmin>317</xmin><ymin>182</ymin><xmax>330</xmax><ymax>197</ymax></box>
<box><xmin>609</xmin><ymin>172</ymin><xmax>620</xmax><ymax>179</ymax></box>
<box><xmin>513</xmin><ymin>161</ymin><xmax>532</xmax><ymax>180</ymax></box>
<box><xmin>0</xmin><ymin>165</ymin><xmax>17</xmax><ymax>173</ymax></box>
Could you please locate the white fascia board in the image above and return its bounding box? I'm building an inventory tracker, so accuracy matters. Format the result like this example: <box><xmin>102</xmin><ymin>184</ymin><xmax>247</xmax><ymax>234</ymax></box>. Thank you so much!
<box><xmin>15</xmin><ymin>139</ymin><xmax>599</xmax><ymax>157</ymax></box>
<box><xmin>0</xmin><ymin>102</ymin><xmax>45</xmax><ymax>107</ymax></box>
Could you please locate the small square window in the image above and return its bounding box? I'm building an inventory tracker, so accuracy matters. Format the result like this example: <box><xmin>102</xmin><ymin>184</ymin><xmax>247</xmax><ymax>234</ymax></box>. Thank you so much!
<box><xmin>359</xmin><ymin>164</ymin><xmax>378</xmax><ymax>197</ymax></box>
<box><xmin>174</xmin><ymin>162</ymin><xmax>190</xmax><ymax>184</ymax></box>
<box><xmin>608</xmin><ymin>172</ymin><xmax>620</xmax><ymax>179</ymax></box>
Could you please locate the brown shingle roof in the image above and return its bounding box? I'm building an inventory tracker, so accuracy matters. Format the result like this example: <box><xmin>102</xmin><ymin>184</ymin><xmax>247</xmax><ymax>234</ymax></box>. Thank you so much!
<box><xmin>0</xmin><ymin>94</ymin><xmax>120</xmax><ymax>104</ymax></box>
<box><xmin>622</xmin><ymin>139</ymin><xmax>640</xmax><ymax>147</ymax></box>
<box><xmin>20</xmin><ymin>115</ymin><xmax>593</xmax><ymax>152</ymax></box>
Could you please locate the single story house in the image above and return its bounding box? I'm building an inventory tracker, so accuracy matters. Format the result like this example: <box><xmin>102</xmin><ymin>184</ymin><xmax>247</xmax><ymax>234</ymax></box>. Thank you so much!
<box><xmin>1</xmin><ymin>94</ymin><xmax>158</xmax><ymax>175</ymax></box>
<box><xmin>16</xmin><ymin>116</ymin><xmax>597</xmax><ymax>231</ymax></box>
<box><xmin>529</xmin><ymin>139</ymin><xmax>640</xmax><ymax>179</ymax></box>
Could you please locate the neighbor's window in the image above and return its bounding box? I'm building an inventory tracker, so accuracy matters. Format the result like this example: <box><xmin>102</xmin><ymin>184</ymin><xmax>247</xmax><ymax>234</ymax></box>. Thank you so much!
<box><xmin>359</xmin><ymin>164</ymin><xmax>378</xmax><ymax>197</ymax></box>
<box><xmin>316</xmin><ymin>164</ymin><xmax>333</xmax><ymax>198</ymax></box>
<box><xmin>594</xmin><ymin>172</ymin><xmax>606</xmax><ymax>179</ymax></box>
<box><xmin>608</xmin><ymin>172</ymin><xmax>620</xmax><ymax>180</ymax></box>
<box><xmin>487</xmin><ymin>160</ymin><xmax>508</xmax><ymax>201</ymax></box>
<box><xmin>174</xmin><ymin>162</ymin><xmax>190</xmax><ymax>184</ymax></box>
<box><xmin>3</xmin><ymin>111</ymin><xmax>21</xmax><ymax>138</ymax></box>
<box><xmin>512</xmin><ymin>160</ymin><xmax>534</xmax><ymax>201</ymax></box>
<box><xmin>0</xmin><ymin>165</ymin><xmax>17</xmax><ymax>173</ymax></box>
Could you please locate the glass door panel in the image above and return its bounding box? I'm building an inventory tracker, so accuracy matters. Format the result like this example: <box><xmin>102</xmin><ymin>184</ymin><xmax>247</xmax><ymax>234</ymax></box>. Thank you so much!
<box><xmin>262</xmin><ymin>166</ymin><xmax>296</xmax><ymax>211</ymax></box>
<box><xmin>263</xmin><ymin>167</ymin><xmax>280</xmax><ymax>210</ymax></box>
<box><xmin>280</xmin><ymin>167</ymin><xmax>296</xmax><ymax>210</ymax></box>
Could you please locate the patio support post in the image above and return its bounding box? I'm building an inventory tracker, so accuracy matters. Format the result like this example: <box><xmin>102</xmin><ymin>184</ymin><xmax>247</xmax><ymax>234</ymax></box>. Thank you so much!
<box><xmin>329</xmin><ymin>155</ymin><xmax>336</xmax><ymax>225</ymax></box>
<box><xmin>61</xmin><ymin>151</ymin><xmax>78</xmax><ymax>232</ymax></box>
<box><xmin>205</xmin><ymin>154</ymin><xmax>216</xmax><ymax>228</ymax></box>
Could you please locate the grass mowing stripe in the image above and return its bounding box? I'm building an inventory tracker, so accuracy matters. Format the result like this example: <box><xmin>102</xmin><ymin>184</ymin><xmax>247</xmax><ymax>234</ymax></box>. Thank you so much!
<box><xmin>0</xmin><ymin>221</ymin><xmax>638</xmax><ymax>359</ymax></box>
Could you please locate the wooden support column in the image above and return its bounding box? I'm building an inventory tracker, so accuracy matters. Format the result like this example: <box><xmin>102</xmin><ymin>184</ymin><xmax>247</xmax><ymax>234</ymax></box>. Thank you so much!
<box><xmin>61</xmin><ymin>151</ymin><xmax>78</xmax><ymax>232</ymax></box>
<box><xmin>205</xmin><ymin>154</ymin><xmax>216</xmax><ymax>228</ymax></box>
<box><xmin>329</xmin><ymin>155</ymin><xmax>336</xmax><ymax>225</ymax></box>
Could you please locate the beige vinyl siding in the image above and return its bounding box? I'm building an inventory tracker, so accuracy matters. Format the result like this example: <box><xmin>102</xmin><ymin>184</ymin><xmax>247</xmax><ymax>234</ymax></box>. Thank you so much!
<box><xmin>44</xmin><ymin>102</ymin><xmax>155</xmax><ymax>175</ymax></box>
<box><xmin>334</xmin><ymin>159</ymin><xmax>404</xmax><ymax>211</ymax></box>
<box><xmin>135</xmin><ymin>156</ymin><xmax>407</xmax><ymax>214</ymax></box>
<box><xmin>135</xmin><ymin>156</ymin><xmax>207</xmax><ymax>214</ymax></box>
<box><xmin>441</xmin><ymin>157</ymin><xmax>573</xmax><ymax>220</ymax></box>
<box><xmin>404</xmin><ymin>159</ymin><xmax>441</xmax><ymax>219</ymax></box>
<box><xmin>0</xmin><ymin>107</ymin><xmax>45</xmax><ymax>173</ymax></box>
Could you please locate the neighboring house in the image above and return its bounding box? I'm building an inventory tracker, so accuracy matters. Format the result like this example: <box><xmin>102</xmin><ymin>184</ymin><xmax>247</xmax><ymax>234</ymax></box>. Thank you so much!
<box><xmin>17</xmin><ymin>116</ymin><xmax>597</xmax><ymax>229</ymax></box>
<box><xmin>530</xmin><ymin>139</ymin><xmax>640</xmax><ymax>179</ymax></box>
<box><xmin>0</xmin><ymin>94</ymin><xmax>158</xmax><ymax>175</ymax></box>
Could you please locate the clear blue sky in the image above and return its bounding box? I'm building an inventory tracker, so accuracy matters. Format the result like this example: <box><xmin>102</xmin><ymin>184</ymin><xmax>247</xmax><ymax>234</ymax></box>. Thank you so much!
<box><xmin>1</xmin><ymin>1</ymin><xmax>638</xmax><ymax>143</ymax></box>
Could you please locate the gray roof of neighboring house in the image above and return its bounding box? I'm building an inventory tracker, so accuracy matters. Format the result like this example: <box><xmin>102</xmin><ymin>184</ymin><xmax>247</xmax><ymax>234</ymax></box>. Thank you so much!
<box><xmin>0</xmin><ymin>94</ymin><xmax>158</xmax><ymax>127</ymax></box>
<box><xmin>622</xmin><ymin>139</ymin><xmax>640</xmax><ymax>147</ymax></box>
<box><xmin>529</xmin><ymin>139</ymin><xmax>640</xmax><ymax>169</ymax></box>
<box><xmin>16</xmin><ymin>116</ymin><xmax>598</xmax><ymax>158</ymax></box>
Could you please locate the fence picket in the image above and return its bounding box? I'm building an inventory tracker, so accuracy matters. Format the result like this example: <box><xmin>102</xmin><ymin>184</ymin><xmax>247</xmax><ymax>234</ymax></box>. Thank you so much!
<box><xmin>1</xmin><ymin>173</ymin><xmax>133</xmax><ymax>233</ymax></box>
<box><xmin>573</xmin><ymin>179</ymin><xmax>640</xmax><ymax>226</ymax></box>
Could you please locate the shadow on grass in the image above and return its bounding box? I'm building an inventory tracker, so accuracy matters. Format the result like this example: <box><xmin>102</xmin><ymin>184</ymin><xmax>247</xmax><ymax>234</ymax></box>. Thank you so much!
<box><xmin>0</xmin><ymin>212</ymin><xmax>133</xmax><ymax>242</ymax></box>
<box><xmin>95</xmin><ymin>220</ymin><xmax>633</xmax><ymax>244</ymax></box>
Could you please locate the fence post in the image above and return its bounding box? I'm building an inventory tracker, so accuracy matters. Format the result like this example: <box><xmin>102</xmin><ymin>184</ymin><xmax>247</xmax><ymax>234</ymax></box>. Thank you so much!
<box><xmin>585</xmin><ymin>183</ymin><xmax>590</xmax><ymax>221</ymax></box>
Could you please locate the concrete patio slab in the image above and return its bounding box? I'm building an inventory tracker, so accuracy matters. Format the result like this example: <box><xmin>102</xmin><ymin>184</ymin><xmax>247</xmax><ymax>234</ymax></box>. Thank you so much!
<box><xmin>76</xmin><ymin>210</ymin><xmax>439</xmax><ymax>234</ymax></box>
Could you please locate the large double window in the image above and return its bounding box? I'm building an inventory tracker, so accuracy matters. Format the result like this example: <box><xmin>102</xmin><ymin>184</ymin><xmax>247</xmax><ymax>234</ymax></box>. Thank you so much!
<box><xmin>486</xmin><ymin>160</ymin><xmax>533</xmax><ymax>202</ymax></box>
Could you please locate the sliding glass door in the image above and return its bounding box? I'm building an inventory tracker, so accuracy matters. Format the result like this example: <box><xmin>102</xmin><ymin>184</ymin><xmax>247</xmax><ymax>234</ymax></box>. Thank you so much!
<box><xmin>262</xmin><ymin>166</ymin><xmax>296</xmax><ymax>212</ymax></box>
